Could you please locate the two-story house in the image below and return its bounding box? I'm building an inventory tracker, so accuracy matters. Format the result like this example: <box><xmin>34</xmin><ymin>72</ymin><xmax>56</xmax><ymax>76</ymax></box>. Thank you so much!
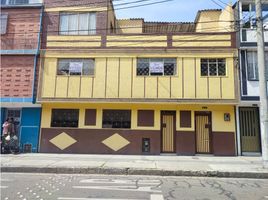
<box><xmin>0</xmin><ymin>0</ymin><xmax>43</xmax><ymax>152</ymax></box>
<box><xmin>234</xmin><ymin>0</ymin><xmax>268</xmax><ymax>156</ymax></box>
<box><xmin>38</xmin><ymin>0</ymin><xmax>238</xmax><ymax>156</ymax></box>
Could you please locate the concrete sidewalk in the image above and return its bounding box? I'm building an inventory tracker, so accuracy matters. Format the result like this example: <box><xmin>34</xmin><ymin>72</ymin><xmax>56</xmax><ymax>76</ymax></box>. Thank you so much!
<box><xmin>1</xmin><ymin>153</ymin><xmax>268</xmax><ymax>178</ymax></box>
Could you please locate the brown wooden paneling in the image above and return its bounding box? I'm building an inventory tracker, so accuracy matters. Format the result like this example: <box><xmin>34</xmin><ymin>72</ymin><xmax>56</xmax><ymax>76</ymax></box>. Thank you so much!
<box><xmin>137</xmin><ymin>110</ymin><xmax>154</xmax><ymax>127</ymax></box>
<box><xmin>176</xmin><ymin>131</ymin><xmax>195</xmax><ymax>156</ymax></box>
<box><xmin>213</xmin><ymin>132</ymin><xmax>235</xmax><ymax>156</ymax></box>
<box><xmin>40</xmin><ymin>128</ymin><xmax>161</xmax><ymax>155</ymax></box>
<box><xmin>195</xmin><ymin>111</ymin><xmax>212</xmax><ymax>154</ymax></box>
<box><xmin>161</xmin><ymin>111</ymin><xmax>176</xmax><ymax>153</ymax></box>
<box><xmin>85</xmin><ymin>109</ymin><xmax>97</xmax><ymax>126</ymax></box>
<box><xmin>180</xmin><ymin>111</ymin><xmax>191</xmax><ymax>128</ymax></box>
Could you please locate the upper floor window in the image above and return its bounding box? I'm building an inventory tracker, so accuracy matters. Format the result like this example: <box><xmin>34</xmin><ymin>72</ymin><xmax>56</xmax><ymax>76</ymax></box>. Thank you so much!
<box><xmin>60</xmin><ymin>12</ymin><xmax>96</xmax><ymax>35</ymax></box>
<box><xmin>51</xmin><ymin>109</ymin><xmax>79</xmax><ymax>128</ymax></box>
<box><xmin>102</xmin><ymin>110</ymin><xmax>131</xmax><ymax>129</ymax></box>
<box><xmin>57</xmin><ymin>59</ymin><xmax>95</xmax><ymax>76</ymax></box>
<box><xmin>1</xmin><ymin>0</ymin><xmax>29</xmax><ymax>5</ymax></box>
<box><xmin>0</xmin><ymin>13</ymin><xmax>8</xmax><ymax>35</ymax></box>
<box><xmin>201</xmin><ymin>58</ymin><xmax>226</xmax><ymax>77</ymax></box>
<box><xmin>247</xmin><ymin>51</ymin><xmax>268</xmax><ymax>81</ymax></box>
<box><xmin>137</xmin><ymin>58</ymin><xmax>176</xmax><ymax>76</ymax></box>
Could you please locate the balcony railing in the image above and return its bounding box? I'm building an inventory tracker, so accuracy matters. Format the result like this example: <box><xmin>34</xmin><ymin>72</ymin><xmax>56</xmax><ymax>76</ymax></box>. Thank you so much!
<box><xmin>241</xmin><ymin>28</ymin><xmax>268</xmax><ymax>43</ymax></box>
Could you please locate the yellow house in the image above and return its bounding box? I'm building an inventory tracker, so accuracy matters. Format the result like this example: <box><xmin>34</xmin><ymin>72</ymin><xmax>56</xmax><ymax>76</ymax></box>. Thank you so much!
<box><xmin>38</xmin><ymin>1</ymin><xmax>238</xmax><ymax>156</ymax></box>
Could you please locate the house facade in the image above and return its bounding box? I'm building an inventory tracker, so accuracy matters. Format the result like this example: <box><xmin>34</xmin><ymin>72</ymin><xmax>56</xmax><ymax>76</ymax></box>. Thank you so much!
<box><xmin>0</xmin><ymin>0</ymin><xmax>43</xmax><ymax>152</ymax></box>
<box><xmin>234</xmin><ymin>0</ymin><xmax>268</xmax><ymax>155</ymax></box>
<box><xmin>38</xmin><ymin>1</ymin><xmax>238</xmax><ymax>156</ymax></box>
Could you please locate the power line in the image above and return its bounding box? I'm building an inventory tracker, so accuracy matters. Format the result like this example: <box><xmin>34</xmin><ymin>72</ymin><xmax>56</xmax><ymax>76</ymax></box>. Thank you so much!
<box><xmin>2</xmin><ymin>15</ymin><xmax>242</xmax><ymax>35</ymax></box>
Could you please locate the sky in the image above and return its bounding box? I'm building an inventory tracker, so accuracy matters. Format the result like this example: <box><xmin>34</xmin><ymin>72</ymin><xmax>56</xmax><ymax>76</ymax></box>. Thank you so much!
<box><xmin>115</xmin><ymin>0</ymin><xmax>233</xmax><ymax>22</ymax></box>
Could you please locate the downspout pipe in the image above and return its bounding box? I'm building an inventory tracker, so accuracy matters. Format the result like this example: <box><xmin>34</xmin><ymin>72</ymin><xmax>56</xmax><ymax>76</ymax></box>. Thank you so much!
<box><xmin>32</xmin><ymin>5</ymin><xmax>43</xmax><ymax>104</ymax></box>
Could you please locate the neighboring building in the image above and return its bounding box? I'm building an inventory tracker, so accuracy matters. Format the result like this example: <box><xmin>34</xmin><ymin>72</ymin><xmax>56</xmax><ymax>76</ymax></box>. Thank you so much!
<box><xmin>38</xmin><ymin>1</ymin><xmax>238</xmax><ymax>156</ymax></box>
<box><xmin>0</xmin><ymin>0</ymin><xmax>43</xmax><ymax>152</ymax></box>
<box><xmin>234</xmin><ymin>0</ymin><xmax>268</xmax><ymax>155</ymax></box>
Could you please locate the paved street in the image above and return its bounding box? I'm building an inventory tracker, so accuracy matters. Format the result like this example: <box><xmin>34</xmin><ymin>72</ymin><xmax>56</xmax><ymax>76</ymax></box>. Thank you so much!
<box><xmin>1</xmin><ymin>173</ymin><xmax>268</xmax><ymax>200</ymax></box>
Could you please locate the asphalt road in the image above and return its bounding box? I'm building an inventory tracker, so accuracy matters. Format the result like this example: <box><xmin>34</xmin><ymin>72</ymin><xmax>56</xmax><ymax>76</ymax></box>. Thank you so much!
<box><xmin>1</xmin><ymin>173</ymin><xmax>268</xmax><ymax>200</ymax></box>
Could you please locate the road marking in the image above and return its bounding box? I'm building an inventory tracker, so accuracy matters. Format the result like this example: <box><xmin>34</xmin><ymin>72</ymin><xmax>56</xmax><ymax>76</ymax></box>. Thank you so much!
<box><xmin>73</xmin><ymin>185</ymin><xmax>161</xmax><ymax>193</ymax></box>
<box><xmin>58</xmin><ymin>198</ymin><xmax>146</xmax><ymax>200</ymax></box>
<box><xmin>0</xmin><ymin>186</ymin><xmax>8</xmax><ymax>189</ymax></box>
<box><xmin>150</xmin><ymin>194</ymin><xmax>164</xmax><ymax>200</ymax></box>
<box><xmin>80</xmin><ymin>179</ymin><xmax>160</xmax><ymax>185</ymax></box>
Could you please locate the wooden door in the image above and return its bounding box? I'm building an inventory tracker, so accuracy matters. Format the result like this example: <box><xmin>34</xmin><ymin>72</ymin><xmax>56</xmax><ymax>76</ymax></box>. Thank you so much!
<box><xmin>161</xmin><ymin>111</ymin><xmax>175</xmax><ymax>153</ymax></box>
<box><xmin>195</xmin><ymin>112</ymin><xmax>212</xmax><ymax>154</ymax></box>
<box><xmin>239</xmin><ymin>107</ymin><xmax>261</xmax><ymax>152</ymax></box>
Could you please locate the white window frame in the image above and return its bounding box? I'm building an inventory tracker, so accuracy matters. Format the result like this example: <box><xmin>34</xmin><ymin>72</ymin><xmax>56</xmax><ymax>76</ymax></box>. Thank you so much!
<box><xmin>59</xmin><ymin>12</ymin><xmax>96</xmax><ymax>35</ymax></box>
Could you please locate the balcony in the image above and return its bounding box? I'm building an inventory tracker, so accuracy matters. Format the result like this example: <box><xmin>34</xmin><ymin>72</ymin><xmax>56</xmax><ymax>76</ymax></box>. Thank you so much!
<box><xmin>241</xmin><ymin>28</ymin><xmax>268</xmax><ymax>43</ymax></box>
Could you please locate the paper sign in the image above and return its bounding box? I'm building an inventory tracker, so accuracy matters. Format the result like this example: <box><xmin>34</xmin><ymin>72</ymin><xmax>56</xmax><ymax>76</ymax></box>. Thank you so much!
<box><xmin>150</xmin><ymin>62</ymin><xmax>164</xmax><ymax>73</ymax></box>
<box><xmin>69</xmin><ymin>62</ymin><xmax>83</xmax><ymax>73</ymax></box>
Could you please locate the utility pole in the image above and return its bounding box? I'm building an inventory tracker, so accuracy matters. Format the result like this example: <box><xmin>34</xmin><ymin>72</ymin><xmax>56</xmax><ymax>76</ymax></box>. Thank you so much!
<box><xmin>256</xmin><ymin>0</ymin><xmax>268</xmax><ymax>163</ymax></box>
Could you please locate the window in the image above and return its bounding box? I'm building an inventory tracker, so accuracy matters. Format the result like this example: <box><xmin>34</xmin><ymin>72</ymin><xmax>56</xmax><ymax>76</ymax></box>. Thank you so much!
<box><xmin>102</xmin><ymin>110</ymin><xmax>131</xmax><ymax>129</ymax></box>
<box><xmin>137</xmin><ymin>58</ymin><xmax>176</xmax><ymax>76</ymax></box>
<box><xmin>51</xmin><ymin>109</ymin><xmax>79</xmax><ymax>128</ymax></box>
<box><xmin>201</xmin><ymin>58</ymin><xmax>226</xmax><ymax>76</ymax></box>
<box><xmin>1</xmin><ymin>0</ymin><xmax>29</xmax><ymax>5</ymax></box>
<box><xmin>57</xmin><ymin>59</ymin><xmax>95</xmax><ymax>76</ymax></box>
<box><xmin>60</xmin><ymin>12</ymin><xmax>96</xmax><ymax>35</ymax></box>
<box><xmin>247</xmin><ymin>51</ymin><xmax>268</xmax><ymax>81</ymax></box>
<box><xmin>1</xmin><ymin>13</ymin><xmax>8</xmax><ymax>35</ymax></box>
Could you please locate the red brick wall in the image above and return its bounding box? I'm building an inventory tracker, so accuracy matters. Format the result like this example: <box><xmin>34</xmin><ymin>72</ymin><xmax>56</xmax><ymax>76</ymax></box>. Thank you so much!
<box><xmin>1</xmin><ymin>8</ymin><xmax>41</xmax><ymax>50</ymax></box>
<box><xmin>0</xmin><ymin>55</ymin><xmax>35</xmax><ymax>98</ymax></box>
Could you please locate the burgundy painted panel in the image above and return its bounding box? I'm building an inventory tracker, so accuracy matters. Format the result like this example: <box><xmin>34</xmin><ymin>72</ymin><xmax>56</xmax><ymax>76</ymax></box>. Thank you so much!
<box><xmin>180</xmin><ymin>111</ymin><xmax>191</xmax><ymax>128</ymax></box>
<box><xmin>137</xmin><ymin>110</ymin><xmax>154</xmax><ymax>127</ymax></box>
<box><xmin>213</xmin><ymin>132</ymin><xmax>236</xmax><ymax>156</ymax></box>
<box><xmin>40</xmin><ymin>128</ymin><xmax>161</xmax><ymax>155</ymax></box>
<box><xmin>176</xmin><ymin>131</ymin><xmax>196</xmax><ymax>156</ymax></box>
<box><xmin>85</xmin><ymin>109</ymin><xmax>97</xmax><ymax>126</ymax></box>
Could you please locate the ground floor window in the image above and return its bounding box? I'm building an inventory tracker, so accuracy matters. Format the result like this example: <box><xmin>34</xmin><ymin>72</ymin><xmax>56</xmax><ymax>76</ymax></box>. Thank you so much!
<box><xmin>51</xmin><ymin>109</ymin><xmax>79</xmax><ymax>128</ymax></box>
<box><xmin>102</xmin><ymin>110</ymin><xmax>131</xmax><ymax>129</ymax></box>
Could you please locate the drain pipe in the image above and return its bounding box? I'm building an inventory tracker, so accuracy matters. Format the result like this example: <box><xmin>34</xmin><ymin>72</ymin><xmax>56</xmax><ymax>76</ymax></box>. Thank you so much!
<box><xmin>32</xmin><ymin>5</ymin><xmax>43</xmax><ymax>104</ymax></box>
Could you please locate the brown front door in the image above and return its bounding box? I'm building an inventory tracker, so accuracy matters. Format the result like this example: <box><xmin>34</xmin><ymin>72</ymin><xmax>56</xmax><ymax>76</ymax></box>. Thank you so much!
<box><xmin>161</xmin><ymin>111</ymin><xmax>176</xmax><ymax>153</ymax></box>
<box><xmin>195</xmin><ymin>112</ymin><xmax>212</xmax><ymax>154</ymax></box>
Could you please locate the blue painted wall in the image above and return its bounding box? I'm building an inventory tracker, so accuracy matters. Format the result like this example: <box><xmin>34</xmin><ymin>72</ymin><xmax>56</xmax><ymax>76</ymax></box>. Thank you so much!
<box><xmin>20</xmin><ymin>108</ymin><xmax>41</xmax><ymax>152</ymax></box>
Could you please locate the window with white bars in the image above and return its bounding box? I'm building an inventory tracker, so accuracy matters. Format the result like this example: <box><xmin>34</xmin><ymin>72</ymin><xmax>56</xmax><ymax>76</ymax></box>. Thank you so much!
<box><xmin>59</xmin><ymin>12</ymin><xmax>96</xmax><ymax>35</ymax></box>
<box><xmin>201</xmin><ymin>58</ymin><xmax>226</xmax><ymax>77</ymax></box>
<box><xmin>246</xmin><ymin>51</ymin><xmax>268</xmax><ymax>81</ymax></box>
<box><xmin>137</xmin><ymin>58</ymin><xmax>176</xmax><ymax>76</ymax></box>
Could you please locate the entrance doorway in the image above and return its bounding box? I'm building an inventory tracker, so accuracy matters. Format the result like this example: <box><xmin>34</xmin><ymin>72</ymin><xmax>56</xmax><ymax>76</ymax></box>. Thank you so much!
<box><xmin>195</xmin><ymin>112</ymin><xmax>212</xmax><ymax>154</ymax></box>
<box><xmin>161</xmin><ymin>111</ymin><xmax>176</xmax><ymax>153</ymax></box>
<box><xmin>239</xmin><ymin>107</ymin><xmax>261</xmax><ymax>153</ymax></box>
<box><xmin>6</xmin><ymin>109</ymin><xmax>21</xmax><ymax>136</ymax></box>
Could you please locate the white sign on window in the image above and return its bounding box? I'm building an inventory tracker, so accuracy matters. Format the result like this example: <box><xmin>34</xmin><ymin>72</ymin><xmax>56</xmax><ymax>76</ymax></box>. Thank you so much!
<box><xmin>69</xmin><ymin>62</ymin><xmax>83</xmax><ymax>73</ymax></box>
<box><xmin>150</xmin><ymin>62</ymin><xmax>164</xmax><ymax>73</ymax></box>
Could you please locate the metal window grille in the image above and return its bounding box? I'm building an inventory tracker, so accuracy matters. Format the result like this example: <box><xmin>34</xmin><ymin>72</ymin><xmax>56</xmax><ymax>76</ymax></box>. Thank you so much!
<box><xmin>137</xmin><ymin>58</ymin><xmax>176</xmax><ymax>76</ymax></box>
<box><xmin>201</xmin><ymin>58</ymin><xmax>226</xmax><ymax>77</ymax></box>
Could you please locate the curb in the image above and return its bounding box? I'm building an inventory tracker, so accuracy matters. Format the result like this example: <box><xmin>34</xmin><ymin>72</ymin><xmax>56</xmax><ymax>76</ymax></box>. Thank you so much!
<box><xmin>1</xmin><ymin>166</ymin><xmax>268</xmax><ymax>179</ymax></box>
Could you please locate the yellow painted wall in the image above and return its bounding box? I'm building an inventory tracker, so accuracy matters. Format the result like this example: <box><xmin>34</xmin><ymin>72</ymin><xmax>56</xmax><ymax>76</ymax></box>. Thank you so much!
<box><xmin>41</xmin><ymin>54</ymin><xmax>236</xmax><ymax>100</ymax></box>
<box><xmin>41</xmin><ymin>103</ymin><xmax>235</xmax><ymax>133</ymax></box>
